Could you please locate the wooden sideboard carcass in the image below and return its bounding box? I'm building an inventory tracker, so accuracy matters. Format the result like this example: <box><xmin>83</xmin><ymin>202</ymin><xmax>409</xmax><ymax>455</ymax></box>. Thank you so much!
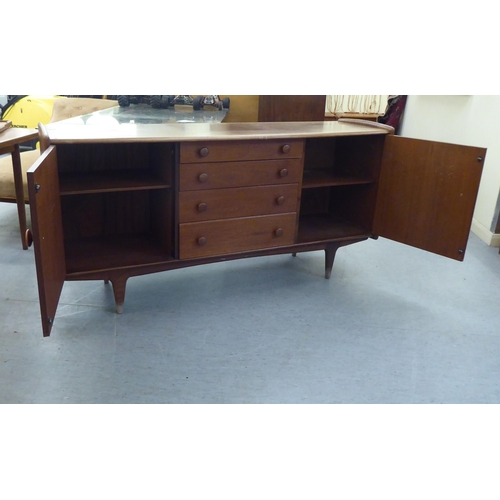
<box><xmin>26</xmin><ymin>119</ymin><xmax>486</xmax><ymax>336</ymax></box>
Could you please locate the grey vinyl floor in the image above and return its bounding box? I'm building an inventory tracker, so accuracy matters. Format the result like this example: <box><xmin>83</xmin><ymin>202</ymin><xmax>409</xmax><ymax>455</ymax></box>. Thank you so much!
<box><xmin>1</xmin><ymin>201</ymin><xmax>499</xmax><ymax>404</ymax></box>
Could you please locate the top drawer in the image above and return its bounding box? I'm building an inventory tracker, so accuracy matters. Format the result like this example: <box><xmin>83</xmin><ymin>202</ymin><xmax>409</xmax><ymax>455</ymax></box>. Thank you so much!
<box><xmin>180</xmin><ymin>139</ymin><xmax>304</xmax><ymax>163</ymax></box>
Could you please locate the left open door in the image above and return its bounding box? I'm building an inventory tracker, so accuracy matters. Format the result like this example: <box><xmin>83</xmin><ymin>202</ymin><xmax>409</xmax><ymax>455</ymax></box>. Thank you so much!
<box><xmin>27</xmin><ymin>146</ymin><xmax>65</xmax><ymax>336</ymax></box>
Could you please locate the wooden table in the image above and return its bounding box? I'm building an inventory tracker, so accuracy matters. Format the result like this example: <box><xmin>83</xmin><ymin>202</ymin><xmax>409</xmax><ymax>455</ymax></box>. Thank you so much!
<box><xmin>0</xmin><ymin>127</ymin><xmax>39</xmax><ymax>249</ymax></box>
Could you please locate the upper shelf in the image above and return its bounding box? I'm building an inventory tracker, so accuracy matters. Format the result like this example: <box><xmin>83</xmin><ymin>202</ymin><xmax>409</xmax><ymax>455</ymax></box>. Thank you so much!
<box><xmin>59</xmin><ymin>170</ymin><xmax>171</xmax><ymax>195</ymax></box>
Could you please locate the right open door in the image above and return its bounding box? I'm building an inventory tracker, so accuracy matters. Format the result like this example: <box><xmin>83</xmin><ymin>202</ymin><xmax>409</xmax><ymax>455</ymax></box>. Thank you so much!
<box><xmin>373</xmin><ymin>135</ymin><xmax>486</xmax><ymax>261</ymax></box>
<box><xmin>27</xmin><ymin>146</ymin><xmax>65</xmax><ymax>336</ymax></box>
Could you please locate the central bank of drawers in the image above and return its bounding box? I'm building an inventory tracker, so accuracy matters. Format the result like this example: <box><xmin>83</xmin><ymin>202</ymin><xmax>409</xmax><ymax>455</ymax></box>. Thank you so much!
<box><xmin>178</xmin><ymin>139</ymin><xmax>304</xmax><ymax>259</ymax></box>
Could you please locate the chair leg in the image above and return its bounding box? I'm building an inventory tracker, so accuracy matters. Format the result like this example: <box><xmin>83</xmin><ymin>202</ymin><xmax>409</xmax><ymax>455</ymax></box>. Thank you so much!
<box><xmin>12</xmin><ymin>145</ymin><xmax>28</xmax><ymax>250</ymax></box>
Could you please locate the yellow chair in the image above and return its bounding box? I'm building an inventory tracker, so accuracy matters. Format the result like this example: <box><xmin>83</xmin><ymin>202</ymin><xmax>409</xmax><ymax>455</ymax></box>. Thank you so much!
<box><xmin>0</xmin><ymin>97</ymin><xmax>118</xmax><ymax>204</ymax></box>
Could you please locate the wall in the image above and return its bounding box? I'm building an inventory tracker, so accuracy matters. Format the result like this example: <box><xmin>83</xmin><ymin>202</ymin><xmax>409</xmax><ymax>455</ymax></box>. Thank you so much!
<box><xmin>399</xmin><ymin>95</ymin><xmax>500</xmax><ymax>246</ymax></box>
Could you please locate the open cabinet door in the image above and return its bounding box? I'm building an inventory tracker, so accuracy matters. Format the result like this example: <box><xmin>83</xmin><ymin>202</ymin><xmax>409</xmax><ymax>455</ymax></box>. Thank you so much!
<box><xmin>27</xmin><ymin>146</ymin><xmax>65</xmax><ymax>336</ymax></box>
<box><xmin>373</xmin><ymin>135</ymin><xmax>485</xmax><ymax>261</ymax></box>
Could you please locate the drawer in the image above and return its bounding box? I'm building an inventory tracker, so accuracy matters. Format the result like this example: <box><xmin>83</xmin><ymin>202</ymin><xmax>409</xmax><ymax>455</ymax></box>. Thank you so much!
<box><xmin>179</xmin><ymin>213</ymin><xmax>297</xmax><ymax>259</ymax></box>
<box><xmin>179</xmin><ymin>158</ymin><xmax>302</xmax><ymax>191</ymax></box>
<box><xmin>180</xmin><ymin>139</ymin><xmax>304</xmax><ymax>163</ymax></box>
<box><xmin>179</xmin><ymin>184</ymin><xmax>299</xmax><ymax>223</ymax></box>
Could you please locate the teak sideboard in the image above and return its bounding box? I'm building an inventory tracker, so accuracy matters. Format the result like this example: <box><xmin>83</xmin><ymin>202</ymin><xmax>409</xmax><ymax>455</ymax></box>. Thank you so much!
<box><xmin>26</xmin><ymin>119</ymin><xmax>486</xmax><ymax>336</ymax></box>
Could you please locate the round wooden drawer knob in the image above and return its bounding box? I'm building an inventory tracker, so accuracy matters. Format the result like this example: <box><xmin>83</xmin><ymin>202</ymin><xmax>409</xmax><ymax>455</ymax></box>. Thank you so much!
<box><xmin>25</xmin><ymin>229</ymin><xmax>33</xmax><ymax>248</ymax></box>
<box><xmin>276</xmin><ymin>196</ymin><xmax>285</xmax><ymax>205</ymax></box>
<box><xmin>275</xmin><ymin>228</ymin><xmax>284</xmax><ymax>237</ymax></box>
<box><xmin>281</xmin><ymin>144</ymin><xmax>291</xmax><ymax>154</ymax></box>
<box><xmin>199</xmin><ymin>147</ymin><xmax>209</xmax><ymax>158</ymax></box>
<box><xmin>279</xmin><ymin>168</ymin><xmax>288</xmax><ymax>178</ymax></box>
<box><xmin>197</xmin><ymin>237</ymin><xmax>207</xmax><ymax>246</ymax></box>
<box><xmin>197</xmin><ymin>203</ymin><xmax>208</xmax><ymax>212</ymax></box>
<box><xmin>198</xmin><ymin>173</ymin><xmax>209</xmax><ymax>183</ymax></box>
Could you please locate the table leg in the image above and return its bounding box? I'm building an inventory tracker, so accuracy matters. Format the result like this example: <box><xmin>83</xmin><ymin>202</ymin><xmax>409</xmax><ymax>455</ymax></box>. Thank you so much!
<box><xmin>11</xmin><ymin>144</ymin><xmax>28</xmax><ymax>250</ymax></box>
<box><xmin>110</xmin><ymin>274</ymin><xmax>128</xmax><ymax>314</ymax></box>
<box><xmin>325</xmin><ymin>243</ymin><xmax>340</xmax><ymax>279</ymax></box>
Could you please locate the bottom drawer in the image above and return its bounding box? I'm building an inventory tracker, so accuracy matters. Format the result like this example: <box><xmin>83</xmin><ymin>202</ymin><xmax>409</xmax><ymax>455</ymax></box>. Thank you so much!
<box><xmin>179</xmin><ymin>213</ymin><xmax>297</xmax><ymax>259</ymax></box>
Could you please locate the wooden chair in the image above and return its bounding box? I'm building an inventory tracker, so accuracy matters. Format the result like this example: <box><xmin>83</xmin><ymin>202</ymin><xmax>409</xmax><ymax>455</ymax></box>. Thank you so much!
<box><xmin>0</xmin><ymin>97</ymin><xmax>118</xmax><ymax>204</ymax></box>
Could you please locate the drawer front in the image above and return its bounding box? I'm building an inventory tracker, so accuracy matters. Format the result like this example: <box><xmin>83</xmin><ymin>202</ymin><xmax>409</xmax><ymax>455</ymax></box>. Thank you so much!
<box><xmin>180</xmin><ymin>139</ymin><xmax>304</xmax><ymax>163</ymax></box>
<box><xmin>179</xmin><ymin>184</ymin><xmax>299</xmax><ymax>223</ymax></box>
<box><xmin>179</xmin><ymin>158</ymin><xmax>302</xmax><ymax>191</ymax></box>
<box><xmin>179</xmin><ymin>214</ymin><xmax>297</xmax><ymax>259</ymax></box>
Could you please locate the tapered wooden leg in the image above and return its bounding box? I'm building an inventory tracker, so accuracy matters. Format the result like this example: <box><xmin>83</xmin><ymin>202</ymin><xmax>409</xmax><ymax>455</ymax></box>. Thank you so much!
<box><xmin>110</xmin><ymin>275</ymin><xmax>128</xmax><ymax>314</ymax></box>
<box><xmin>325</xmin><ymin>243</ymin><xmax>340</xmax><ymax>279</ymax></box>
<box><xmin>12</xmin><ymin>145</ymin><xmax>28</xmax><ymax>250</ymax></box>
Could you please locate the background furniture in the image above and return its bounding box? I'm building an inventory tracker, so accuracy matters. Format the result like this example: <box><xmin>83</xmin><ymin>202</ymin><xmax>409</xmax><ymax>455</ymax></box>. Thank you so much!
<box><xmin>220</xmin><ymin>96</ymin><xmax>327</xmax><ymax>123</ymax></box>
<box><xmin>0</xmin><ymin>98</ymin><xmax>118</xmax><ymax>248</ymax></box>
<box><xmin>258</xmin><ymin>96</ymin><xmax>327</xmax><ymax>121</ymax></box>
<box><xmin>0</xmin><ymin>130</ymin><xmax>38</xmax><ymax>205</ymax></box>
<box><xmin>0</xmin><ymin>128</ymin><xmax>39</xmax><ymax>248</ymax></box>
<box><xmin>48</xmin><ymin>97</ymin><xmax>118</xmax><ymax>123</ymax></box>
<box><xmin>26</xmin><ymin>114</ymin><xmax>485</xmax><ymax>336</ymax></box>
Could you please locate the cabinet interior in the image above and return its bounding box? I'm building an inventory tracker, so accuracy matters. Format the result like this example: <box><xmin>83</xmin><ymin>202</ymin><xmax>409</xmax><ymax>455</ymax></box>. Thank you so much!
<box><xmin>57</xmin><ymin>142</ymin><xmax>173</xmax><ymax>193</ymax></box>
<box><xmin>56</xmin><ymin>135</ymin><xmax>386</xmax><ymax>274</ymax></box>
<box><xmin>57</xmin><ymin>142</ymin><xmax>176</xmax><ymax>274</ymax></box>
<box><xmin>297</xmin><ymin>135</ymin><xmax>385</xmax><ymax>243</ymax></box>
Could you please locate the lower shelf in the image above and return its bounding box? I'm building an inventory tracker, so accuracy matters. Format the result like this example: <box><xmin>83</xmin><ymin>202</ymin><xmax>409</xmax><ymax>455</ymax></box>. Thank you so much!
<box><xmin>297</xmin><ymin>213</ymin><xmax>371</xmax><ymax>243</ymax></box>
<box><xmin>65</xmin><ymin>234</ymin><xmax>173</xmax><ymax>274</ymax></box>
<box><xmin>63</xmin><ymin>215</ymin><xmax>371</xmax><ymax>274</ymax></box>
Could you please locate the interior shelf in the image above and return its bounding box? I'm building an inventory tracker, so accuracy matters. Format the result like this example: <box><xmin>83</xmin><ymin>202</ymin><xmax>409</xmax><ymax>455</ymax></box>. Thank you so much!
<box><xmin>59</xmin><ymin>170</ymin><xmax>171</xmax><ymax>195</ymax></box>
<box><xmin>302</xmin><ymin>169</ymin><xmax>375</xmax><ymax>189</ymax></box>
<box><xmin>297</xmin><ymin>213</ymin><xmax>371</xmax><ymax>243</ymax></box>
<box><xmin>65</xmin><ymin>234</ymin><xmax>173</xmax><ymax>274</ymax></box>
